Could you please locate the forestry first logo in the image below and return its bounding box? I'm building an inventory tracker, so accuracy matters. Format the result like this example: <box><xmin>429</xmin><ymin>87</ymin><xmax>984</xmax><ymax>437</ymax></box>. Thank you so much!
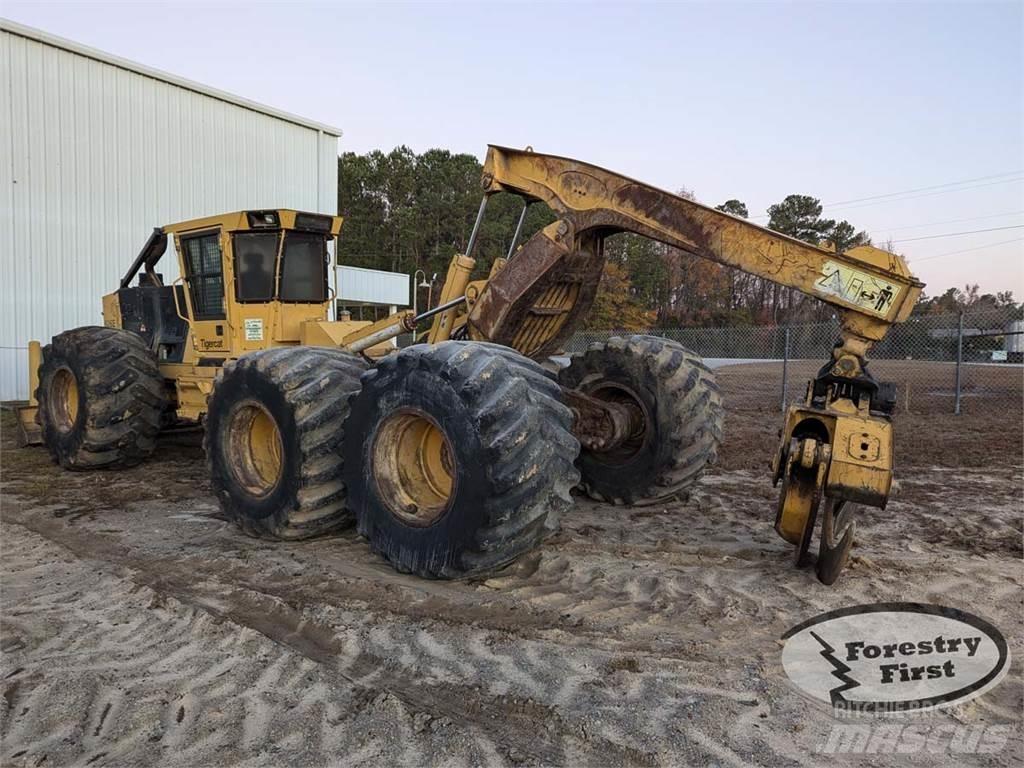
<box><xmin>781</xmin><ymin>603</ymin><xmax>1009</xmax><ymax>713</ymax></box>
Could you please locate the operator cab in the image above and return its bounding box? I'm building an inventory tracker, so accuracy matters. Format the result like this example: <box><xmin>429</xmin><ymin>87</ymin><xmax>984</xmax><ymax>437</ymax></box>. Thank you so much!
<box><xmin>105</xmin><ymin>209</ymin><xmax>342</xmax><ymax>363</ymax></box>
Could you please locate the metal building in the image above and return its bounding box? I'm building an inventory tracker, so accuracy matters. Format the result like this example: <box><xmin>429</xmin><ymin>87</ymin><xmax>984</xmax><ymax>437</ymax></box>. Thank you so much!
<box><xmin>0</xmin><ymin>20</ymin><xmax>341</xmax><ymax>399</ymax></box>
<box><xmin>336</xmin><ymin>265</ymin><xmax>410</xmax><ymax>314</ymax></box>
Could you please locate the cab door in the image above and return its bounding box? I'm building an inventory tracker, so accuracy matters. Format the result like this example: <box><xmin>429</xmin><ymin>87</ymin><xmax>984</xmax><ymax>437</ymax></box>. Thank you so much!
<box><xmin>177</xmin><ymin>228</ymin><xmax>231</xmax><ymax>358</ymax></box>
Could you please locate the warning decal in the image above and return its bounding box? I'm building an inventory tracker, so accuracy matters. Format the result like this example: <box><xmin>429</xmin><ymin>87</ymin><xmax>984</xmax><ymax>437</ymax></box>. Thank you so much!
<box><xmin>244</xmin><ymin>318</ymin><xmax>264</xmax><ymax>341</ymax></box>
<box><xmin>814</xmin><ymin>260</ymin><xmax>901</xmax><ymax>316</ymax></box>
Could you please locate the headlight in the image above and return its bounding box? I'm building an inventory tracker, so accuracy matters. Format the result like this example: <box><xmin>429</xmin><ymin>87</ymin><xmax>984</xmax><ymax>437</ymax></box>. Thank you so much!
<box><xmin>247</xmin><ymin>210</ymin><xmax>280</xmax><ymax>228</ymax></box>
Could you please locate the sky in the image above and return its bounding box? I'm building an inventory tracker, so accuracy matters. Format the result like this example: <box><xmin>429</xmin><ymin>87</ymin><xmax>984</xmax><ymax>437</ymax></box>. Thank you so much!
<box><xmin>4</xmin><ymin>0</ymin><xmax>1023</xmax><ymax>299</ymax></box>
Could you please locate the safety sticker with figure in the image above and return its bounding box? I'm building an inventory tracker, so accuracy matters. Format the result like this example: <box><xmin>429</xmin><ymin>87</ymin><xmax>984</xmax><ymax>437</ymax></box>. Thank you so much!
<box><xmin>814</xmin><ymin>260</ymin><xmax>902</xmax><ymax>316</ymax></box>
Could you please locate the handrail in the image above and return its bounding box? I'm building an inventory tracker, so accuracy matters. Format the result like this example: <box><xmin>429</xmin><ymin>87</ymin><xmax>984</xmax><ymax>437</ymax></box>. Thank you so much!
<box><xmin>170</xmin><ymin>276</ymin><xmax>191</xmax><ymax>325</ymax></box>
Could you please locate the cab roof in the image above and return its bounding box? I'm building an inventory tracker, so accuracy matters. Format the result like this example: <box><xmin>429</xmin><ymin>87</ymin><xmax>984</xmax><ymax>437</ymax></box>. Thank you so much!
<box><xmin>161</xmin><ymin>209</ymin><xmax>343</xmax><ymax>237</ymax></box>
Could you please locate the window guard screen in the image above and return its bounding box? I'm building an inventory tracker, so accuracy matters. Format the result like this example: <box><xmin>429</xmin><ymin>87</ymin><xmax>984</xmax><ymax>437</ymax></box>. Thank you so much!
<box><xmin>182</xmin><ymin>233</ymin><xmax>225</xmax><ymax>320</ymax></box>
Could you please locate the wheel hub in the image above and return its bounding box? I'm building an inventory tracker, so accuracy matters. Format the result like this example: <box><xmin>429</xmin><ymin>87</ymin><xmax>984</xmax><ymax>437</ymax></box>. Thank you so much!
<box><xmin>564</xmin><ymin>382</ymin><xmax>647</xmax><ymax>458</ymax></box>
<box><xmin>49</xmin><ymin>368</ymin><xmax>80</xmax><ymax>432</ymax></box>
<box><xmin>226</xmin><ymin>401</ymin><xmax>284</xmax><ymax>497</ymax></box>
<box><xmin>372</xmin><ymin>409</ymin><xmax>455</xmax><ymax>526</ymax></box>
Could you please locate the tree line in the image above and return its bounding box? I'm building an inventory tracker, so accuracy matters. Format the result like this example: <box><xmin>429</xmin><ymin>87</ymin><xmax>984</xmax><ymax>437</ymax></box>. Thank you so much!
<box><xmin>337</xmin><ymin>147</ymin><xmax>1019</xmax><ymax>330</ymax></box>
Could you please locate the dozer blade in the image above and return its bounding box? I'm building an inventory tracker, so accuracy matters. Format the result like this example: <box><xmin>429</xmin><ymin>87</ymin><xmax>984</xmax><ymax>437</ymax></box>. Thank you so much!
<box><xmin>15</xmin><ymin>404</ymin><xmax>42</xmax><ymax>446</ymax></box>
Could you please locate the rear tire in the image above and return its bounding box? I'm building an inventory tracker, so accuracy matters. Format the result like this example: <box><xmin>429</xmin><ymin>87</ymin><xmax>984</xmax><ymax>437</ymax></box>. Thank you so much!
<box><xmin>558</xmin><ymin>335</ymin><xmax>723</xmax><ymax>504</ymax></box>
<box><xmin>36</xmin><ymin>326</ymin><xmax>165</xmax><ymax>469</ymax></box>
<box><xmin>343</xmin><ymin>341</ymin><xmax>580</xmax><ymax>578</ymax></box>
<box><xmin>205</xmin><ymin>347</ymin><xmax>368</xmax><ymax>540</ymax></box>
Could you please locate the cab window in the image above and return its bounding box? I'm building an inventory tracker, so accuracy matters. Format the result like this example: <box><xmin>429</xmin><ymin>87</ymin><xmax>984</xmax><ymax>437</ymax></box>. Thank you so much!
<box><xmin>181</xmin><ymin>232</ymin><xmax>225</xmax><ymax>320</ymax></box>
<box><xmin>279</xmin><ymin>232</ymin><xmax>328</xmax><ymax>302</ymax></box>
<box><xmin>233</xmin><ymin>232</ymin><xmax>279</xmax><ymax>302</ymax></box>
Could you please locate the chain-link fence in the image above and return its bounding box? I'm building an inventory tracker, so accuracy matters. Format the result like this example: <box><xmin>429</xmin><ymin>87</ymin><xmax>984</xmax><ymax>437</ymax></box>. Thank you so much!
<box><xmin>565</xmin><ymin>309</ymin><xmax>1023</xmax><ymax>416</ymax></box>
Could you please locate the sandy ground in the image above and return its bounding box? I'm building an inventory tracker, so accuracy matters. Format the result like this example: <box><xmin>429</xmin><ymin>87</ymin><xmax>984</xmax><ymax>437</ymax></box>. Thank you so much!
<box><xmin>1</xmin><ymin>411</ymin><xmax>1022</xmax><ymax>767</ymax></box>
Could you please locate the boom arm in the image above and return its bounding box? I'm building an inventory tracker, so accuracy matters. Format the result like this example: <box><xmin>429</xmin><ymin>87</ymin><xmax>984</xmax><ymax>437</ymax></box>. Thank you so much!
<box><xmin>472</xmin><ymin>145</ymin><xmax>922</xmax><ymax>361</ymax></box>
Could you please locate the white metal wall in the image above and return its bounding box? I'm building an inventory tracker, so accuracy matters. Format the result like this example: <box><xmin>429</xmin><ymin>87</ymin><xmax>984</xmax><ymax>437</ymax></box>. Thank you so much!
<box><xmin>0</xmin><ymin>25</ymin><xmax>339</xmax><ymax>400</ymax></box>
<box><xmin>337</xmin><ymin>266</ymin><xmax>410</xmax><ymax>307</ymax></box>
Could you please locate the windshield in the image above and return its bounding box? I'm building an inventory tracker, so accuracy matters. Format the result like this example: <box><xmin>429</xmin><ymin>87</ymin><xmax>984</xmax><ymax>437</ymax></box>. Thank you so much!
<box><xmin>279</xmin><ymin>232</ymin><xmax>328</xmax><ymax>302</ymax></box>
<box><xmin>233</xmin><ymin>232</ymin><xmax>279</xmax><ymax>302</ymax></box>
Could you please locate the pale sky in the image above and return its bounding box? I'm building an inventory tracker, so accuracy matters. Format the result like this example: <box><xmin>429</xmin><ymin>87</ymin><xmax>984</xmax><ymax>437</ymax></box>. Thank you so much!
<box><xmin>5</xmin><ymin>0</ymin><xmax>1023</xmax><ymax>299</ymax></box>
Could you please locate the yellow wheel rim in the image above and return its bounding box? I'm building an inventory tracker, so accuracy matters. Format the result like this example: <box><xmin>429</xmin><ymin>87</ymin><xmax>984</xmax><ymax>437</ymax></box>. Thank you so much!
<box><xmin>227</xmin><ymin>401</ymin><xmax>284</xmax><ymax>497</ymax></box>
<box><xmin>372</xmin><ymin>409</ymin><xmax>455</xmax><ymax>526</ymax></box>
<box><xmin>50</xmin><ymin>368</ymin><xmax>80</xmax><ymax>432</ymax></box>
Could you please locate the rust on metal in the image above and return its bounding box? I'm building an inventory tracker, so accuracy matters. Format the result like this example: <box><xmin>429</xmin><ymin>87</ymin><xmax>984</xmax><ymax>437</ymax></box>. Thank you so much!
<box><xmin>467</xmin><ymin>224</ymin><xmax>604</xmax><ymax>358</ymax></box>
<box><xmin>470</xmin><ymin>146</ymin><xmax>922</xmax><ymax>362</ymax></box>
<box><xmin>562</xmin><ymin>387</ymin><xmax>644</xmax><ymax>453</ymax></box>
<box><xmin>479</xmin><ymin>145</ymin><xmax>923</xmax><ymax>339</ymax></box>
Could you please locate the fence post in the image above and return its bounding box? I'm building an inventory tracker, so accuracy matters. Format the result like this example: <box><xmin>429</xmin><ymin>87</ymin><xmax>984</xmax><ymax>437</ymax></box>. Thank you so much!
<box><xmin>954</xmin><ymin>310</ymin><xmax>964</xmax><ymax>415</ymax></box>
<box><xmin>781</xmin><ymin>326</ymin><xmax>790</xmax><ymax>412</ymax></box>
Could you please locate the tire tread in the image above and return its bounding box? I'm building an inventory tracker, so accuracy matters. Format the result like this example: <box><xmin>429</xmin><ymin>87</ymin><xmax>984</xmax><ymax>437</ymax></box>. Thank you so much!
<box><xmin>350</xmin><ymin>341</ymin><xmax>580</xmax><ymax>578</ymax></box>
<box><xmin>560</xmin><ymin>334</ymin><xmax>723</xmax><ymax>505</ymax></box>
<box><xmin>205</xmin><ymin>346</ymin><xmax>367</xmax><ymax>540</ymax></box>
<box><xmin>37</xmin><ymin>326</ymin><xmax>165</xmax><ymax>470</ymax></box>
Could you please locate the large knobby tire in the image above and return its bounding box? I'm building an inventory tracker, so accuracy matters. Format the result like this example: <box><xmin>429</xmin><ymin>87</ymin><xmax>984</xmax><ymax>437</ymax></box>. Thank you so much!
<box><xmin>36</xmin><ymin>326</ymin><xmax>166</xmax><ymax>470</ymax></box>
<box><xmin>343</xmin><ymin>341</ymin><xmax>580</xmax><ymax>578</ymax></box>
<box><xmin>558</xmin><ymin>335</ymin><xmax>723</xmax><ymax>505</ymax></box>
<box><xmin>205</xmin><ymin>347</ymin><xmax>368</xmax><ymax>540</ymax></box>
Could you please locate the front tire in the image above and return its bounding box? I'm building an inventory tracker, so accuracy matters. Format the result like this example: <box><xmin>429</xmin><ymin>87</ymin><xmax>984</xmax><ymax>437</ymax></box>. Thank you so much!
<box><xmin>558</xmin><ymin>335</ymin><xmax>723</xmax><ymax>505</ymax></box>
<box><xmin>205</xmin><ymin>347</ymin><xmax>367</xmax><ymax>540</ymax></box>
<box><xmin>343</xmin><ymin>342</ymin><xmax>580</xmax><ymax>578</ymax></box>
<box><xmin>36</xmin><ymin>326</ymin><xmax>166</xmax><ymax>469</ymax></box>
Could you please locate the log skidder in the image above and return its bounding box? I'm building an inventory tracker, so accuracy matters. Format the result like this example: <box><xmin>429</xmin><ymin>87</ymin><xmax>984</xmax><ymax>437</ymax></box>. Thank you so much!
<box><xmin>22</xmin><ymin>138</ymin><xmax>925</xmax><ymax>587</ymax></box>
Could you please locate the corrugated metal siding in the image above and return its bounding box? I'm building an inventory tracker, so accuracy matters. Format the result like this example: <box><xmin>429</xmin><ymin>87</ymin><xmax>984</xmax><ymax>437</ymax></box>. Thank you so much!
<box><xmin>0</xmin><ymin>28</ymin><xmax>339</xmax><ymax>399</ymax></box>
<box><xmin>337</xmin><ymin>266</ymin><xmax>410</xmax><ymax>307</ymax></box>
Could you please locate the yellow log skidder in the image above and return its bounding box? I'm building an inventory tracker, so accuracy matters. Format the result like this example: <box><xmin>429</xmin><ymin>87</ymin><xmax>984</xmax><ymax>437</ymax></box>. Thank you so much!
<box><xmin>17</xmin><ymin>146</ymin><xmax>923</xmax><ymax>584</ymax></box>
